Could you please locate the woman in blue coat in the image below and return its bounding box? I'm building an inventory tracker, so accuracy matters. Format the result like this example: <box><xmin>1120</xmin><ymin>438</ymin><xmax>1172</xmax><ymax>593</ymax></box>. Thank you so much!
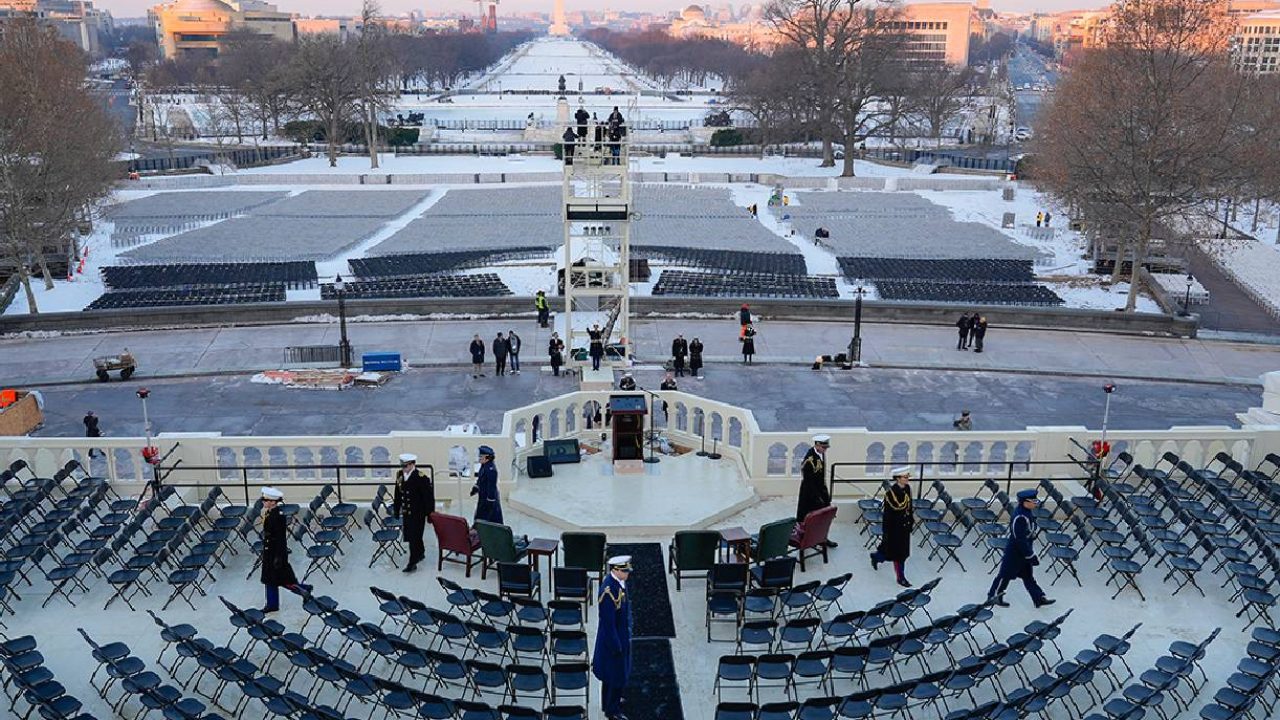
<box><xmin>471</xmin><ymin>445</ymin><xmax>503</xmax><ymax>524</ymax></box>
<box><xmin>593</xmin><ymin>556</ymin><xmax>633</xmax><ymax>720</ymax></box>
<box><xmin>988</xmin><ymin>488</ymin><xmax>1055</xmax><ymax>608</ymax></box>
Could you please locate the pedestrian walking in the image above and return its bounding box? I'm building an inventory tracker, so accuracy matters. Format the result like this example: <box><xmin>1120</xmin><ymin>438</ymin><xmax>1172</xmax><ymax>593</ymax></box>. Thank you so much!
<box><xmin>588</xmin><ymin>324</ymin><xmax>604</xmax><ymax>371</ymax></box>
<box><xmin>471</xmin><ymin>446</ymin><xmax>503</xmax><ymax>524</ymax></box>
<box><xmin>1035</xmin><ymin>211</ymin><xmax>1044</xmax><ymax>227</ymax></box>
<box><xmin>535</xmin><ymin>289</ymin><xmax>550</xmax><ymax>327</ymax></box>
<box><xmin>955</xmin><ymin>312</ymin><xmax>972</xmax><ymax>351</ymax></box>
<box><xmin>258</xmin><ymin>487</ymin><xmax>312</xmax><ymax>612</ymax></box>
<box><xmin>493</xmin><ymin>332</ymin><xmax>509</xmax><ymax>376</ymax></box>
<box><xmin>689</xmin><ymin>337</ymin><xmax>704</xmax><ymax>378</ymax></box>
<box><xmin>974</xmin><ymin>316</ymin><xmax>988</xmax><ymax>353</ymax></box>
<box><xmin>966</xmin><ymin>310</ymin><xmax>980</xmax><ymax>349</ymax></box>
<box><xmin>84</xmin><ymin>410</ymin><xmax>102</xmax><ymax>457</ymax></box>
<box><xmin>738</xmin><ymin>303</ymin><xmax>752</xmax><ymax>327</ymax></box>
<box><xmin>1044</xmin><ymin>212</ymin><xmax>1052</xmax><ymax>227</ymax></box>
<box><xmin>987</xmin><ymin>488</ymin><xmax>1056</xmax><ymax>608</ymax></box>
<box><xmin>869</xmin><ymin>467</ymin><xmax>914</xmax><ymax>587</ymax></box>
<box><xmin>469</xmin><ymin>334</ymin><xmax>485</xmax><ymax>378</ymax></box>
<box><xmin>548</xmin><ymin>332</ymin><xmax>565</xmax><ymax>376</ymax></box>
<box><xmin>796</xmin><ymin>435</ymin><xmax>833</xmax><ymax>522</ymax></box>
<box><xmin>394</xmin><ymin>453</ymin><xmax>434</xmax><ymax>573</ymax></box>
<box><xmin>671</xmin><ymin>334</ymin><xmax>688</xmax><ymax>377</ymax></box>
<box><xmin>594</xmin><ymin>555</ymin><xmax>634</xmax><ymax>720</ymax></box>
<box><xmin>741</xmin><ymin>324</ymin><xmax>757</xmax><ymax>364</ymax></box>
<box><xmin>953</xmin><ymin>411</ymin><xmax>973</xmax><ymax>430</ymax></box>
<box><xmin>507</xmin><ymin>329</ymin><xmax>522</xmax><ymax>374</ymax></box>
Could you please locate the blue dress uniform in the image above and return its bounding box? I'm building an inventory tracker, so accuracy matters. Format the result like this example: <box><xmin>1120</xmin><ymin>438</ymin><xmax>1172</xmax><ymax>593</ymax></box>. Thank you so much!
<box><xmin>988</xmin><ymin>489</ymin><xmax>1055</xmax><ymax>608</ymax></box>
<box><xmin>593</xmin><ymin>556</ymin><xmax>633</xmax><ymax>720</ymax></box>
<box><xmin>471</xmin><ymin>446</ymin><xmax>503</xmax><ymax>524</ymax></box>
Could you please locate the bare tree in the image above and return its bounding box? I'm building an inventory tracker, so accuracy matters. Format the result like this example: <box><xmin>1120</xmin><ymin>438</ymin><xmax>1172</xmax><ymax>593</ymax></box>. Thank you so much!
<box><xmin>0</xmin><ymin>19</ymin><xmax>120</xmax><ymax>313</ymax></box>
<box><xmin>356</xmin><ymin>0</ymin><xmax>395</xmax><ymax>169</ymax></box>
<box><xmin>829</xmin><ymin>7</ymin><xmax>911</xmax><ymax>176</ymax></box>
<box><xmin>1034</xmin><ymin>0</ymin><xmax>1247</xmax><ymax>311</ymax></box>
<box><xmin>730</xmin><ymin>48</ymin><xmax>808</xmax><ymax>157</ymax></box>
<box><xmin>220</xmin><ymin>31</ymin><xmax>294</xmax><ymax>142</ymax></box>
<box><xmin>912</xmin><ymin>63</ymin><xmax>974</xmax><ymax>148</ymax></box>
<box><xmin>289</xmin><ymin>33</ymin><xmax>360</xmax><ymax>167</ymax></box>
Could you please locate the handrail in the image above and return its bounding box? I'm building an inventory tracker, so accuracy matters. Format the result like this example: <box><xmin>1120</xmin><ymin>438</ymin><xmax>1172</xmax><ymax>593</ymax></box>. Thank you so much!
<box><xmin>153</xmin><ymin>462</ymin><xmax>435</xmax><ymax>506</ymax></box>
<box><xmin>828</xmin><ymin>459</ymin><xmax>1089</xmax><ymax>499</ymax></box>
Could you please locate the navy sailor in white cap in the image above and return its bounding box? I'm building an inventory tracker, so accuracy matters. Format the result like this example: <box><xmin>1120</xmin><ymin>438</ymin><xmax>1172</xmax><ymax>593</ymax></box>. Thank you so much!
<box><xmin>394</xmin><ymin>453</ymin><xmax>434</xmax><ymax>573</ymax></box>
<box><xmin>988</xmin><ymin>488</ymin><xmax>1056</xmax><ymax>608</ymax></box>
<box><xmin>593</xmin><ymin>555</ymin><xmax>634</xmax><ymax>720</ymax></box>
<box><xmin>796</xmin><ymin>435</ymin><xmax>837</xmax><ymax>547</ymax></box>
<box><xmin>259</xmin><ymin>487</ymin><xmax>311</xmax><ymax>612</ymax></box>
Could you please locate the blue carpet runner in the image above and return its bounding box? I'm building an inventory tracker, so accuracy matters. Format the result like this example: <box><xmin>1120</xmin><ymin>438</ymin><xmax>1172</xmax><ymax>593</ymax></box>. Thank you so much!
<box><xmin>608</xmin><ymin>542</ymin><xmax>684</xmax><ymax>720</ymax></box>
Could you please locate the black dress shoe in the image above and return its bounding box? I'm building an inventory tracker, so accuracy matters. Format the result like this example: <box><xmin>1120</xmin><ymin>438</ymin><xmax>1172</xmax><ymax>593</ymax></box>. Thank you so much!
<box><xmin>825</xmin><ymin>540</ymin><xmax>839</xmax><ymax>548</ymax></box>
<box><xmin>990</xmin><ymin>597</ymin><xmax>1011</xmax><ymax>607</ymax></box>
<box><xmin>261</xmin><ymin>607</ymin><xmax>279</xmax><ymax>614</ymax></box>
<box><xmin>402</xmin><ymin>564</ymin><xmax>417</xmax><ymax>574</ymax></box>
<box><xmin>869</xmin><ymin>553</ymin><xmax>880</xmax><ymax>571</ymax></box>
<box><xmin>1035</xmin><ymin>598</ymin><xmax>1056</xmax><ymax>608</ymax></box>
<box><xmin>897</xmin><ymin>578</ymin><xmax>912</xmax><ymax>588</ymax></box>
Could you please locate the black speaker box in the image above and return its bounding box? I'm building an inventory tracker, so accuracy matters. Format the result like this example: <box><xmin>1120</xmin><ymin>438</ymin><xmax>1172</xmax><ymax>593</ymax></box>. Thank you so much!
<box><xmin>526</xmin><ymin>456</ymin><xmax>553</xmax><ymax>478</ymax></box>
<box><xmin>543</xmin><ymin>438</ymin><xmax>582</xmax><ymax>464</ymax></box>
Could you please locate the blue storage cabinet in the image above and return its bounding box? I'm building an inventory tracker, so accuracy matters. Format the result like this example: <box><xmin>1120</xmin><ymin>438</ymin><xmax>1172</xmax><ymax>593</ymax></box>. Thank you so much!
<box><xmin>362</xmin><ymin>352</ymin><xmax>402</xmax><ymax>372</ymax></box>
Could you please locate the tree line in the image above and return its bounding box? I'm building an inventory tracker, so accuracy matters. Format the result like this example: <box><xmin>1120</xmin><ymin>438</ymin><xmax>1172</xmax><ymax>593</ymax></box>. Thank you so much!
<box><xmin>580</xmin><ymin>28</ymin><xmax>765</xmax><ymax>89</ymax></box>
<box><xmin>129</xmin><ymin>2</ymin><xmax>532</xmax><ymax>167</ymax></box>
<box><xmin>1033</xmin><ymin>0</ymin><xmax>1280</xmax><ymax>311</ymax></box>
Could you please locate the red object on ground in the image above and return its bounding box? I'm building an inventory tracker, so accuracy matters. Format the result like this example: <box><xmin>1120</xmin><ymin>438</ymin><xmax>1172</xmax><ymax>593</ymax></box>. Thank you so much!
<box><xmin>141</xmin><ymin>446</ymin><xmax>161</xmax><ymax>465</ymax></box>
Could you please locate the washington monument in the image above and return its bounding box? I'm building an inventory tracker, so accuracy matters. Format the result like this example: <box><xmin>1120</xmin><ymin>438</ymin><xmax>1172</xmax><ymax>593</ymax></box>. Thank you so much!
<box><xmin>549</xmin><ymin>0</ymin><xmax>569</xmax><ymax>35</ymax></box>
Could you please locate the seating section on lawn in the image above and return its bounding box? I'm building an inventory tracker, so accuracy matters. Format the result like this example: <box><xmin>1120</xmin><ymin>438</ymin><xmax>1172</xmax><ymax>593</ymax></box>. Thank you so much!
<box><xmin>875</xmin><ymin>280</ymin><xmax>1065</xmax><ymax>306</ymax></box>
<box><xmin>123</xmin><ymin>217</ymin><xmax>387</xmax><ymax>263</ymax></box>
<box><xmin>368</xmin><ymin>187</ymin><xmax>562</xmax><ymax>256</ymax></box>
<box><xmin>634</xmin><ymin>186</ymin><xmax>804</xmax><ymax>261</ymax></box>
<box><xmin>838</xmin><ymin>257</ymin><xmax>1036</xmax><ymax>284</ymax></box>
<box><xmin>249</xmin><ymin>190</ymin><xmax>429</xmax><ymax>218</ymax></box>
<box><xmin>101</xmin><ymin>262</ymin><xmax>318</xmax><ymax>290</ymax></box>
<box><xmin>84</xmin><ymin>284</ymin><xmax>286</xmax><ymax>310</ymax></box>
<box><xmin>350</xmin><ymin>248</ymin><xmax>552</xmax><ymax>279</ymax></box>
<box><xmin>788</xmin><ymin>191</ymin><xmax>1042</xmax><ymax>261</ymax></box>
<box><xmin>653</xmin><ymin>270</ymin><xmax>838</xmax><ymax>300</ymax></box>
<box><xmin>105</xmin><ymin>191</ymin><xmax>288</xmax><ymax>249</ymax></box>
<box><xmin>319</xmin><ymin>273</ymin><xmax>512</xmax><ymax>300</ymax></box>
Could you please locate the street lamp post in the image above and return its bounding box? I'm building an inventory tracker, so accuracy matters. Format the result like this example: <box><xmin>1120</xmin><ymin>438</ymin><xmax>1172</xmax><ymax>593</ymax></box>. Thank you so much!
<box><xmin>334</xmin><ymin>275</ymin><xmax>352</xmax><ymax>368</ymax></box>
<box><xmin>1180</xmin><ymin>273</ymin><xmax>1194</xmax><ymax>317</ymax></box>
<box><xmin>849</xmin><ymin>285</ymin><xmax>866</xmax><ymax>365</ymax></box>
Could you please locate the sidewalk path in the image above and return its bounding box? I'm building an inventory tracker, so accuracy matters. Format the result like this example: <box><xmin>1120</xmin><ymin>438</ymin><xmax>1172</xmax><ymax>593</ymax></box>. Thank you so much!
<box><xmin>3</xmin><ymin>317</ymin><xmax>1276</xmax><ymax>388</ymax></box>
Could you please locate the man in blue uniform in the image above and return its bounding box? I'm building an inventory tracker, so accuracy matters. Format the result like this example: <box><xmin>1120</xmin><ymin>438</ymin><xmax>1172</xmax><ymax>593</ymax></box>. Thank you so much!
<box><xmin>988</xmin><ymin>488</ymin><xmax>1056</xmax><ymax>608</ymax></box>
<box><xmin>593</xmin><ymin>555</ymin><xmax>633</xmax><ymax>720</ymax></box>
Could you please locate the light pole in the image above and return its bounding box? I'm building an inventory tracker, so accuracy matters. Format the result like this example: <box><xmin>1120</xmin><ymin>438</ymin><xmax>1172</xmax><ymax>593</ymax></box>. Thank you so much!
<box><xmin>334</xmin><ymin>275</ymin><xmax>352</xmax><ymax>368</ymax></box>
<box><xmin>1180</xmin><ymin>273</ymin><xmax>1194</xmax><ymax>317</ymax></box>
<box><xmin>849</xmin><ymin>285</ymin><xmax>866</xmax><ymax>365</ymax></box>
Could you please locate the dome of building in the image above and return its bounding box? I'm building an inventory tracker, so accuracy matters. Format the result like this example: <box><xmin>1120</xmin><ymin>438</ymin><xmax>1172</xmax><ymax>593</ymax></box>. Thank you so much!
<box><xmin>171</xmin><ymin>0</ymin><xmax>233</xmax><ymax>11</ymax></box>
<box><xmin>681</xmin><ymin>4</ymin><xmax>706</xmax><ymax>21</ymax></box>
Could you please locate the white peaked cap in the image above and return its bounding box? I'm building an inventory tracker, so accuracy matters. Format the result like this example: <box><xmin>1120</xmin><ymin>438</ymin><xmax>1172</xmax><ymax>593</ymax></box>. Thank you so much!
<box><xmin>891</xmin><ymin>466</ymin><xmax>912</xmax><ymax>476</ymax></box>
<box><xmin>261</xmin><ymin>487</ymin><xmax>284</xmax><ymax>499</ymax></box>
<box><xmin>399</xmin><ymin>453</ymin><xmax>417</xmax><ymax>464</ymax></box>
<box><xmin>812</xmin><ymin>434</ymin><xmax>831</xmax><ymax>444</ymax></box>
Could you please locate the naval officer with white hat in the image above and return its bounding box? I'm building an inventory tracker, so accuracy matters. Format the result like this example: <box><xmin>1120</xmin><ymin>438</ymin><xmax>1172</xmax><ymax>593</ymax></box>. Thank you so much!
<box><xmin>594</xmin><ymin>555</ymin><xmax>634</xmax><ymax>719</ymax></box>
<box><xmin>393</xmin><ymin>453</ymin><xmax>434</xmax><ymax>573</ymax></box>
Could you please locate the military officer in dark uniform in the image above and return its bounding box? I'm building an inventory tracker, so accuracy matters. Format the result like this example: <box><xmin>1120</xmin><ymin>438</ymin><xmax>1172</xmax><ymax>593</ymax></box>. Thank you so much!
<box><xmin>393</xmin><ymin>453</ymin><xmax>434</xmax><ymax>573</ymax></box>
<box><xmin>471</xmin><ymin>445</ymin><xmax>503</xmax><ymax>524</ymax></box>
<box><xmin>259</xmin><ymin>487</ymin><xmax>311</xmax><ymax>613</ymax></box>
<box><xmin>870</xmin><ymin>466</ymin><xmax>915</xmax><ymax>587</ymax></box>
<box><xmin>796</xmin><ymin>434</ymin><xmax>838</xmax><ymax>547</ymax></box>
<box><xmin>988</xmin><ymin>488</ymin><xmax>1056</xmax><ymax>608</ymax></box>
<box><xmin>593</xmin><ymin>555</ymin><xmax>634</xmax><ymax>720</ymax></box>
<box><xmin>588</xmin><ymin>324</ymin><xmax>605</xmax><ymax>371</ymax></box>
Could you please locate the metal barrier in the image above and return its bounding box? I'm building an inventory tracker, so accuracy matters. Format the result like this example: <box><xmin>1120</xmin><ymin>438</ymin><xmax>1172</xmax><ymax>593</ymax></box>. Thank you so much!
<box><xmin>283</xmin><ymin>345</ymin><xmax>347</xmax><ymax>366</ymax></box>
<box><xmin>154</xmin><ymin>462</ymin><xmax>434</xmax><ymax>505</ymax></box>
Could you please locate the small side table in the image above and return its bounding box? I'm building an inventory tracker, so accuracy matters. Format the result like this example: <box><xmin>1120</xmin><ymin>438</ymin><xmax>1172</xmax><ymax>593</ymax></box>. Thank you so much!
<box><xmin>719</xmin><ymin>526</ymin><xmax>752</xmax><ymax>564</ymax></box>
<box><xmin>526</xmin><ymin>538</ymin><xmax>560</xmax><ymax>590</ymax></box>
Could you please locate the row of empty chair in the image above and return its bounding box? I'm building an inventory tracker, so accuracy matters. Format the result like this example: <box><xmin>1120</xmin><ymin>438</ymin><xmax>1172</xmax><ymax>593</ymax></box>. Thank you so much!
<box><xmin>85</xmin><ymin>284</ymin><xmax>286</xmax><ymax>310</ymax></box>
<box><xmin>653</xmin><ymin>271</ymin><xmax>838</xmax><ymax>300</ymax></box>
<box><xmin>635</xmin><ymin>246</ymin><xmax>808</xmax><ymax>276</ymax></box>
<box><xmin>874</xmin><ymin>280</ymin><xmax>1065</xmax><ymax>306</ymax></box>
<box><xmin>351</xmin><ymin>249</ymin><xmax>551</xmax><ymax>279</ymax></box>
<box><xmin>838</xmin><ymin>257</ymin><xmax>1036</xmax><ymax>284</ymax></box>
<box><xmin>102</xmin><ymin>262</ymin><xmax>318</xmax><ymax>290</ymax></box>
<box><xmin>320</xmin><ymin>274</ymin><xmax>513</xmax><ymax>300</ymax></box>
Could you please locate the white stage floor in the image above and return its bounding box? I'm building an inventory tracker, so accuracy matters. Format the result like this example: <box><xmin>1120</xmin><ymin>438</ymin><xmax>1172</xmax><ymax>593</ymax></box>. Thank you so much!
<box><xmin>507</xmin><ymin>450</ymin><xmax>757</xmax><ymax>534</ymax></box>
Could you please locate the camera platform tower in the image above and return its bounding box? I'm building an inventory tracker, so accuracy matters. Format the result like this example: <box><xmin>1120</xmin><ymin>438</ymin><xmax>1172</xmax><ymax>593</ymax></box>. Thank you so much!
<box><xmin>560</xmin><ymin>123</ymin><xmax>632</xmax><ymax>389</ymax></box>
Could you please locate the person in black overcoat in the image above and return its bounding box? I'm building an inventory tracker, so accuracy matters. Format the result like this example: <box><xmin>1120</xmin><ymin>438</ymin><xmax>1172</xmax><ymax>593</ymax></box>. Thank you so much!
<box><xmin>974</xmin><ymin>316</ymin><xmax>989</xmax><ymax>353</ymax></box>
<box><xmin>469</xmin><ymin>334</ymin><xmax>486</xmax><ymax>378</ymax></box>
<box><xmin>588</xmin><ymin>324</ymin><xmax>605</xmax><ymax>371</ymax></box>
<box><xmin>741</xmin><ymin>324</ymin><xmax>757</xmax><ymax>364</ymax></box>
<box><xmin>956</xmin><ymin>313</ymin><xmax>972</xmax><ymax>350</ymax></box>
<box><xmin>870</xmin><ymin>467</ymin><xmax>915</xmax><ymax>587</ymax></box>
<box><xmin>394</xmin><ymin>453</ymin><xmax>435</xmax><ymax>573</ymax></box>
<box><xmin>471</xmin><ymin>446</ymin><xmax>503</xmax><ymax>525</ymax></box>
<box><xmin>548</xmin><ymin>332</ymin><xmax>565</xmax><ymax>376</ymax></box>
<box><xmin>575</xmin><ymin>106</ymin><xmax>590</xmax><ymax>138</ymax></box>
<box><xmin>796</xmin><ymin>435</ymin><xmax>832</xmax><ymax>522</ymax></box>
<box><xmin>493</xmin><ymin>332</ymin><xmax>509</xmax><ymax>376</ymax></box>
<box><xmin>593</xmin><ymin>556</ymin><xmax>634</xmax><ymax>720</ymax></box>
<box><xmin>689</xmin><ymin>338</ymin><xmax>704</xmax><ymax>377</ymax></box>
<box><xmin>259</xmin><ymin>487</ymin><xmax>310</xmax><ymax>612</ymax></box>
<box><xmin>671</xmin><ymin>334</ymin><xmax>688</xmax><ymax>377</ymax></box>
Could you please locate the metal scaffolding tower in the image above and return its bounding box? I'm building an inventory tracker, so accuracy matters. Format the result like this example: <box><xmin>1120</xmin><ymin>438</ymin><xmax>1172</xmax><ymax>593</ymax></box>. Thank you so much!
<box><xmin>560</xmin><ymin>125</ymin><xmax>631</xmax><ymax>368</ymax></box>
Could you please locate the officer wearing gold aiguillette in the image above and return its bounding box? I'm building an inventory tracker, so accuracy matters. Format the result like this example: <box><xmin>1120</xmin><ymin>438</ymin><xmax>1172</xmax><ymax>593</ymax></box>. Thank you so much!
<box><xmin>393</xmin><ymin>453</ymin><xmax>434</xmax><ymax>573</ymax></box>
<box><xmin>593</xmin><ymin>555</ymin><xmax>634</xmax><ymax>720</ymax></box>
